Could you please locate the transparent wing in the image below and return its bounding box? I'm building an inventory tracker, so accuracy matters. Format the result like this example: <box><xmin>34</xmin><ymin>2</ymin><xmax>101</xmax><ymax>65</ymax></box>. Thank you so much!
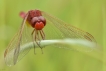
<box><xmin>41</xmin><ymin>11</ymin><xmax>96</xmax><ymax>42</ymax></box>
<box><xmin>4</xmin><ymin>13</ymin><xmax>33</xmax><ymax>66</ymax></box>
<box><xmin>41</xmin><ymin>11</ymin><xmax>96</xmax><ymax>51</ymax></box>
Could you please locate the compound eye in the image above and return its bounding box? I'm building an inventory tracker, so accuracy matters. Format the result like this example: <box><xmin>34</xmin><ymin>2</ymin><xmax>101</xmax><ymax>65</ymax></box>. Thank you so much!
<box><xmin>38</xmin><ymin>16</ymin><xmax>46</xmax><ymax>25</ymax></box>
<box><xmin>38</xmin><ymin>16</ymin><xmax>45</xmax><ymax>21</ymax></box>
<box><xmin>31</xmin><ymin>17</ymin><xmax>39</xmax><ymax>24</ymax></box>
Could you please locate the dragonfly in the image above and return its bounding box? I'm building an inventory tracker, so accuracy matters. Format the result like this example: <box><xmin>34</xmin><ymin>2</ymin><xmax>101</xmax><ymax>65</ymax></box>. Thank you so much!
<box><xmin>4</xmin><ymin>9</ymin><xmax>96</xmax><ymax>66</ymax></box>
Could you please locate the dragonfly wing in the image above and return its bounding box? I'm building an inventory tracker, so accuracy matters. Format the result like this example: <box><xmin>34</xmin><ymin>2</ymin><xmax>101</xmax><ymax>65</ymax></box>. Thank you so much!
<box><xmin>4</xmin><ymin>13</ymin><xmax>33</xmax><ymax>66</ymax></box>
<box><xmin>16</xmin><ymin>21</ymin><xmax>33</xmax><ymax>63</ymax></box>
<box><xmin>41</xmin><ymin>11</ymin><xmax>96</xmax><ymax>43</ymax></box>
<box><xmin>4</xmin><ymin>32</ymin><xmax>21</xmax><ymax>66</ymax></box>
<box><xmin>41</xmin><ymin>11</ymin><xmax>96</xmax><ymax>52</ymax></box>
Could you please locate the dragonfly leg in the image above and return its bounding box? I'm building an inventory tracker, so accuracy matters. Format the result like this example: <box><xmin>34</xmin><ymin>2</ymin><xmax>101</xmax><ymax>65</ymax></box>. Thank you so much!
<box><xmin>31</xmin><ymin>29</ymin><xmax>36</xmax><ymax>54</ymax></box>
<box><xmin>35</xmin><ymin>30</ymin><xmax>43</xmax><ymax>54</ymax></box>
<box><xmin>39</xmin><ymin>30</ymin><xmax>45</xmax><ymax>40</ymax></box>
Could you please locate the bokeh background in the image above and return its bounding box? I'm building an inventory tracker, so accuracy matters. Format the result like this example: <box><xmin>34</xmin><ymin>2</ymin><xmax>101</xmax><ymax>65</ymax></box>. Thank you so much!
<box><xmin>0</xmin><ymin>0</ymin><xmax>106</xmax><ymax>71</ymax></box>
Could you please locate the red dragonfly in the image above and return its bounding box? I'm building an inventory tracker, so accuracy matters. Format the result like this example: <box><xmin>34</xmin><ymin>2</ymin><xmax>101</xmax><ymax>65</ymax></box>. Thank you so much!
<box><xmin>4</xmin><ymin>9</ymin><xmax>96</xmax><ymax>66</ymax></box>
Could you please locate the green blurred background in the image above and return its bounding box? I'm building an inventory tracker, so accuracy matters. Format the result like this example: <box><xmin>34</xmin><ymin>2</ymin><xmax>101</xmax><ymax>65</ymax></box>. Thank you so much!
<box><xmin>0</xmin><ymin>0</ymin><xmax>106</xmax><ymax>71</ymax></box>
